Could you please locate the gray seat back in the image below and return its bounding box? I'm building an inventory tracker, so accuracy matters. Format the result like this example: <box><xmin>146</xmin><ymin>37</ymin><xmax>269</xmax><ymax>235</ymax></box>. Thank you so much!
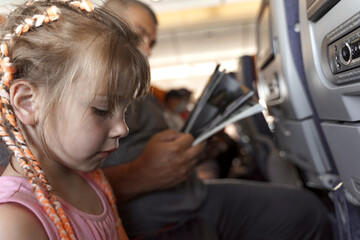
<box><xmin>255</xmin><ymin>0</ymin><xmax>338</xmax><ymax>189</ymax></box>
<box><xmin>299</xmin><ymin>0</ymin><xmax>360</xmax><ymax>203</ymax></box>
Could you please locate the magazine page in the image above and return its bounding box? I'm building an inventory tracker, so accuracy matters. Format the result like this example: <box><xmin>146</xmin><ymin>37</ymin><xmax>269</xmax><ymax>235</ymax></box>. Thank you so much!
<box><xmin>182</xmin><ymin>65</ymin><xmax>265</xmax><ymax>143</ymax></box>
<box><xmin>184</xmin><ymin>69</ymin><xmax>250</xmax><ymax>137</ymax></box>
<box><xmin>192</xmin><ymin>102</ymin><xmax>265</xmax><ymax>146</ymax></box>
<box><xmin>182</xmin><ymin>65</ymin><xmax>225</xmax><ymax>134</ymax></box>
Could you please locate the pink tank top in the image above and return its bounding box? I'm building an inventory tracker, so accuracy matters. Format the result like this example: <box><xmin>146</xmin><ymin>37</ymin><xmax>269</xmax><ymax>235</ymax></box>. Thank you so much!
<box><xmin>0</xmin><ymin>174</ymin><xmax>119</xmax><ymax>240</ymax></box>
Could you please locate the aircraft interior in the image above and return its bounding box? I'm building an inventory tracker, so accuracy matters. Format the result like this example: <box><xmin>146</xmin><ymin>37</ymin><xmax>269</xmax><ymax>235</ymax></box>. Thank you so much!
<box><xmin>1</xmin><ymin>0</ymin><xmax>360</xmax><ymax>239</ymax></box>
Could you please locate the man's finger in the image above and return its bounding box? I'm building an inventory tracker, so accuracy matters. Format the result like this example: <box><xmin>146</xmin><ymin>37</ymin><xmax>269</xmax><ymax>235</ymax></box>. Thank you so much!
<box><xmin>155</xmin><ymin>129</ymin><xmax>182</xmax><ymax>142</ymax></box>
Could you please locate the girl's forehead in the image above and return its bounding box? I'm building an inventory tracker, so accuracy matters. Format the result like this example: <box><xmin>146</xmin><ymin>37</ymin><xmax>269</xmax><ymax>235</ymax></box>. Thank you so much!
<box><xmin>70</xmin><ymin>77</ymin><xmax>126</xmax><ymax>102</ymax></box>
<box><xmin>72</xmin><ymin>71</ymin><xmax>106</xmax><ymax>89</ymax></box>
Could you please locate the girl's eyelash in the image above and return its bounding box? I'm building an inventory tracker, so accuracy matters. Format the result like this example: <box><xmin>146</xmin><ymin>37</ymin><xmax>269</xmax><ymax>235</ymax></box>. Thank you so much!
<box><xmin>92</xmin><ymin>107</ymin><xmax>109</xmax><ymax>116</ymax></box>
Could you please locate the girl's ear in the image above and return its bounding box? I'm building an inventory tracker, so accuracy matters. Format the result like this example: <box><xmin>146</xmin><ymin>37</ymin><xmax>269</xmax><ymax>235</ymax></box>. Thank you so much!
<box><xmin>9</xmin><ymin>81</ymin><xmax>39</xmax><ymax>126</ymax></box>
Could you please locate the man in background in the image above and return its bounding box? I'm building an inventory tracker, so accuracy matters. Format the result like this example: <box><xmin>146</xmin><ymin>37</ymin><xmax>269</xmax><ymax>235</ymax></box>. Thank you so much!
<box><xmin>101</xmin><ymin>1</ymin><xmax>334</xmax><ymax>239</ymax></box>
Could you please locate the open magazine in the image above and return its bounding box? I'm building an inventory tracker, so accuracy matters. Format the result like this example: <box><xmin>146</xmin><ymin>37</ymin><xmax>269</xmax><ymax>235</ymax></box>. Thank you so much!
<box><xmin>181</xmin><ymin>65</ymin><xmax>265</xmax><ymax>145</ymax></box>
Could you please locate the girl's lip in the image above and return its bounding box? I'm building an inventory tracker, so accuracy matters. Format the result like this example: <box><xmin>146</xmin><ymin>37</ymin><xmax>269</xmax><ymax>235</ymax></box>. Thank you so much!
<box><xmin>104</xmin><ymin>148</ymin><xmax>117</xmax><ymax>153</ymax></box>
<box><xmin>99</xmin><ymin>148</ymin><xmax>117</xmax><ymax>157</ymax></box>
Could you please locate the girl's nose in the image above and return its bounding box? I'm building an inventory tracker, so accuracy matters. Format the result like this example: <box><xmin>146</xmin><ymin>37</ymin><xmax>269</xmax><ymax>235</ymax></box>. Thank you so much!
<box><xmin>110</xmin><ymin>118</ymin><xmax>129</xmax><ymax>139</ymax></box>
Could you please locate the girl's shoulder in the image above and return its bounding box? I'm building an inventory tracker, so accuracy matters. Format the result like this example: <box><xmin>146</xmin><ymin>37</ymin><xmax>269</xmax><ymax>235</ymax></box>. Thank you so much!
<box><xmin>0</xmin><ymin>176</ymin><xmax>48</xmax><ymax>239</ymax></box>
<box><xmin>0</xmin><ymin>176</ymin><xmax>30</xmax><ymax>199</ymax></box>
<box><xmin>0</xmin><ymin>176</ymin><xmax>58</xmax><ymax>239</ymax></box>
<box><xmin>0</xmin><ymin>202</ymin><xmax>48</xmax><ymax>240</ymax></box>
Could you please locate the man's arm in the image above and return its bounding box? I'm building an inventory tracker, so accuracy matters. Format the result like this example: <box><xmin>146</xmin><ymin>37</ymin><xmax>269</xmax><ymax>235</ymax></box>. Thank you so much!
<box><xmin>103</xmin><ymin>129</ymin><xmax>205</xmax><ymax>202</ymax></box>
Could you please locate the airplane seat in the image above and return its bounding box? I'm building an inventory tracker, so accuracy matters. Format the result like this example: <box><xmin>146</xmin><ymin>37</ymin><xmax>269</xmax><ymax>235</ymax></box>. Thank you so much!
<box><xmin>235</xmin><ymin>55</ymin><xmax>301</xmax><ymax>184</ymax></box>
<box><xmin>299</xmin><ymin>0</ymin><xmax>360</xmax><ymax>238</ymax></box>
<box><xmin>282</xmin><ymin>0</ymin><xmax>340</xmax><ymax>186</ymax></box>
<box><xmin>255</xmin><ymin>0</ymin><xmax>339</xmax><ymax>191</ymax></box>
<box><xmin>238</xmin><ymin>55</ymin><xmax>273</xmax><ymax>139</ymax></box>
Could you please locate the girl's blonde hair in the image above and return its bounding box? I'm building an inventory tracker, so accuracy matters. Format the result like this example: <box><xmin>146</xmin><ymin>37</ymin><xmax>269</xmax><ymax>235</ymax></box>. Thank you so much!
<box><xmin>0</xmin><ymin>0</ymin><xmax>150</xmax><ymax>239</ymax></box>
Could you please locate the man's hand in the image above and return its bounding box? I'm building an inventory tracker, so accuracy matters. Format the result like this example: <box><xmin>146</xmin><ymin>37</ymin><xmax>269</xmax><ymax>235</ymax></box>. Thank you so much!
<box><xmin>137</xmin><ymin>129</ymin><xmax>204</xmax><ymax>190</ymax></box>
<box><xmin>103</xmin><ymin>129</ymin><xmax>205</xmax><ymax>202</ymax></box>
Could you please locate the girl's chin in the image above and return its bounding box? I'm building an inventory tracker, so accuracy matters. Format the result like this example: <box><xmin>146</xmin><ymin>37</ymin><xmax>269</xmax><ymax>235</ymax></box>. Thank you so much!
<box><xmin>76</xmin><ymin>161</ymin><xmax>103</xmax><ymax>173</ymax></box>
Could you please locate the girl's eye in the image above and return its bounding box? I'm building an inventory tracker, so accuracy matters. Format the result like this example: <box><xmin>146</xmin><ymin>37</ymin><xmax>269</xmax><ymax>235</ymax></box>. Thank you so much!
<box><xmin>92</xmin><ymin>107</ymin><xmax>109</xmax><ymax>116</ymax></box>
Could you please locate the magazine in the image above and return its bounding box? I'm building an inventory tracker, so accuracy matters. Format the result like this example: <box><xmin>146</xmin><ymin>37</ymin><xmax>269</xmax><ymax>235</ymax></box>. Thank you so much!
<box><xmin>181</xmin><ymin>65</ymin><xmax>265</xmax><ymax>145</ymax></box>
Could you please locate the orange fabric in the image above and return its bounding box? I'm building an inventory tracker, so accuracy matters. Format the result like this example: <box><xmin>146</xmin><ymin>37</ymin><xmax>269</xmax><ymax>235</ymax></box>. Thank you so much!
<box><xmin>149</xmin><ymin>85</ymin><xmax>166</xmax><ymax>104</ymax></box>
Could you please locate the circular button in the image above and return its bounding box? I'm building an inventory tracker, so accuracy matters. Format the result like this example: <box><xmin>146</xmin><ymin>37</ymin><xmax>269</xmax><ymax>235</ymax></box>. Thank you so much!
<box><xmin>341</xmin><ymin>42</ymin><xmax>352</xmax><ymax>65</ymax></box>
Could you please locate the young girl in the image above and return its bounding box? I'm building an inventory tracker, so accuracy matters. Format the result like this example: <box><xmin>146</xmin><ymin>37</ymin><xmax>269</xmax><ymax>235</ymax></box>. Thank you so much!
<box><xmin>0</xmin><ymin>0</ymin><xmax>150</xmax><ymax>239</ymax></box>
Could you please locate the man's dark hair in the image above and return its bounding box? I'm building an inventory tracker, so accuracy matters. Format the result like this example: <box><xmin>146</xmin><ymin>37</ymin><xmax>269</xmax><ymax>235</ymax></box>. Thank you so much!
<box><xmin>104</xmin><ymin>0</ymin><xmax>158</xmax><ymax>26</ymax></box>
<box><xmin>131</xmin><ymin>0</ymin><xmax>158</xmax><ymax>25</ymax></box>
<box><xmin>165</xmin><ymin>90</ymin><xmax>182</xmax><ymax>103</ymax></box>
